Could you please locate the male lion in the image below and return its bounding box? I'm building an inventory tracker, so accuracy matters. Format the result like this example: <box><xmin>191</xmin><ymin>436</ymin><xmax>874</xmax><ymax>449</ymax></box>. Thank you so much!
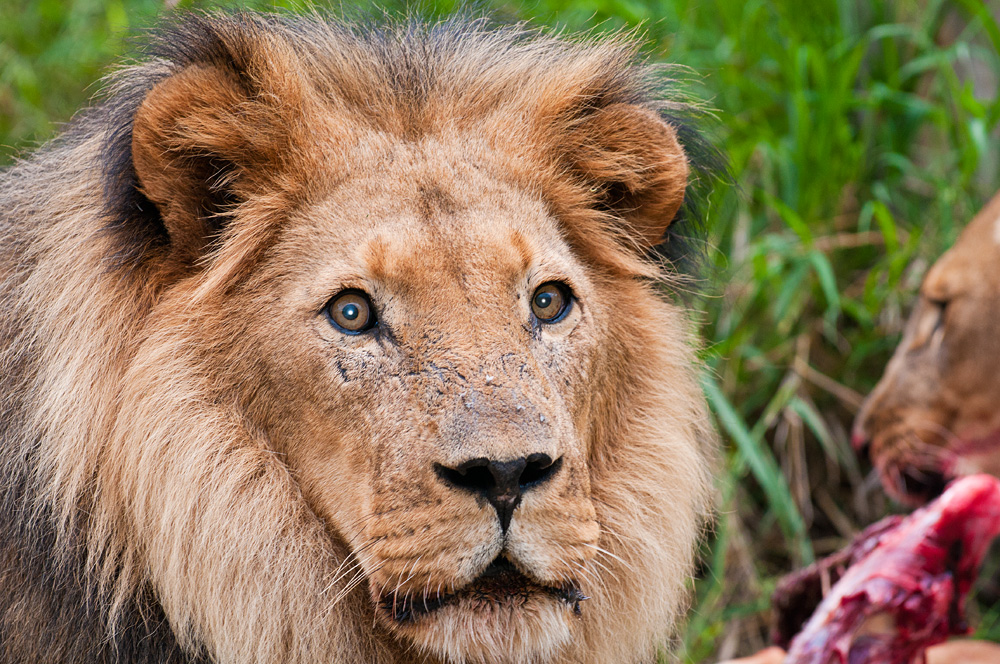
<box><xmin>0</xmin><ymin>13</ymin><xmax>718</xmax><ymax>664</ymax></box>
<box><xmin>853</xmin><ymin>190</ymin><xmax>1000</xmax><ymax>506</ymax></box>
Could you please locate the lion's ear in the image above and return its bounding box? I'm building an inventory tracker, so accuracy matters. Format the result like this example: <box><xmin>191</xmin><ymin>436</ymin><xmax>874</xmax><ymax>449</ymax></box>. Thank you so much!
<box><xmin>130</xmin><ymin>32</ymin><xmax>315</xmax><ymax>265</ymax></box>
<box><xmin>567</xmin><ymin>104</ymin><xmax>689</xmax><ymax>249</ymax></box>
<box><xmin>131</xmin><ymin>65</ymin><xmax>245</xmax><ymax>262</ymax></box>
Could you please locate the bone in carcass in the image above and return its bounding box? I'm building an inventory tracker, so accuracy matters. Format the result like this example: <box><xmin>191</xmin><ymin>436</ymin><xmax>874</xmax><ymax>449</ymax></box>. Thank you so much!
<box><xmin>775</xmin><ymin>474</ymin><xmax>1000</xmax><ymax>664</ymax></box>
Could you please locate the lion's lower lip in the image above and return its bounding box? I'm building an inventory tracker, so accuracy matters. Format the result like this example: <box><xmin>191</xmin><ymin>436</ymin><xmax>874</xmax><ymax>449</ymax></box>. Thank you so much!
<box><xmin>378</xmin><ymin>557</ymin><xmax>587</xmax><ymax>623</ymax></box>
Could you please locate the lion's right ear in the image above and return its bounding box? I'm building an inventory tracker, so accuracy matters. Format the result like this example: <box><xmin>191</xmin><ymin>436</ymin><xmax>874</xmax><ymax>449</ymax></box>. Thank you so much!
<box><xmin>128</xmin><ymin>27</ymin><xmax>319</xmax><ymax>267</ymax></box>
<box><xmin>131</xmin><ymin>65</ymin><xmax>245</xmax><ymax>263</ymax></box>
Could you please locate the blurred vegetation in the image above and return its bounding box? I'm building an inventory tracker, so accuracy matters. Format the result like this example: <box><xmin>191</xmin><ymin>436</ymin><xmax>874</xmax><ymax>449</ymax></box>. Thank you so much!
<box><xmin>2</xmin><ymin>0</ymin><xmax>999</xmax><ymax>661</ymax></box>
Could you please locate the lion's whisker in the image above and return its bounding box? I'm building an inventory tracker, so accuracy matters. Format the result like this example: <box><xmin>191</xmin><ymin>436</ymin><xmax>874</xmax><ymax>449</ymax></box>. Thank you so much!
<box><xmin>583</xmin><ymin>542</ymin><xmax>635</xmax><ymax>574</ymax></box>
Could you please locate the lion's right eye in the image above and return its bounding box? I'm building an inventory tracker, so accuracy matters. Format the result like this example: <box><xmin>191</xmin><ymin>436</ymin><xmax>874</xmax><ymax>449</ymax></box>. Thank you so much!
<box><xmin>325</xmin><ymin>290</ymin><xmax>377</xmax><ymax>334</ymax></box>
<box><xmin>910</xmin><ymin>298</ymin><xmax>947</xmax><ymax>349</ymax></box>
<box><xmin>531</xmin><ymin>282</ymin><xmax>572</xmax><ymax>323</ymax></box>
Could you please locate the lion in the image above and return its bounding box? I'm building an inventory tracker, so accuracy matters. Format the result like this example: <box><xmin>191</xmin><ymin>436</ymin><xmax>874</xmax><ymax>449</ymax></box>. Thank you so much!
<box><xmin>0</xmin><ymin>13</ymin><xmax>719</xmax><ymax>664</ymax></box>
<box><xmin>853</xmin><ymin>190</ymin><xmax>1000</xmax><ymax>507</ymax></box>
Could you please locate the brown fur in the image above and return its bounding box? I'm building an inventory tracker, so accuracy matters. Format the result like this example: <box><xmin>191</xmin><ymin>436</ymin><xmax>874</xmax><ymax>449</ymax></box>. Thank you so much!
<box><xmin>854</xmin><ymin>190</ymin><xmax>1000</xmax><ymax>506</ymax></box>
<box><xmin>0</xmin><ymin>13</ymin><xmax>717</xmax><ymax>664</ymax></box>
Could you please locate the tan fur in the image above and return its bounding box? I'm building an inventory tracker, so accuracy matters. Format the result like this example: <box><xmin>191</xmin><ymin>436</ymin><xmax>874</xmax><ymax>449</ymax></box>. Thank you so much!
<box><xmin>854</xmin><ymin>190</ymin><xmax>1000</xmax><ymax>505</ymax></box>
<box><xmin>0</xmin><ymin>14</ymin><xmax>715</xmax><ymax>664</ymax></box>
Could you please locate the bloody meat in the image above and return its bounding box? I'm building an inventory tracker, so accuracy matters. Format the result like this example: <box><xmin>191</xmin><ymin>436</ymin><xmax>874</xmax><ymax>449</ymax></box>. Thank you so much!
<box><xmin>772</xmin><ymin>474</ymin><xmax>1000</xmax><ymax>664</ymax></box>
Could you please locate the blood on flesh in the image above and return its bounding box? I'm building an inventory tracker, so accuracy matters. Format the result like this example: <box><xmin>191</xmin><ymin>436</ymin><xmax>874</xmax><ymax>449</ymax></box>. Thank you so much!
<box><xmin>773</xmin><ymin>474</ymin><xmax>1000</xmax><ymax>664</ymax></box>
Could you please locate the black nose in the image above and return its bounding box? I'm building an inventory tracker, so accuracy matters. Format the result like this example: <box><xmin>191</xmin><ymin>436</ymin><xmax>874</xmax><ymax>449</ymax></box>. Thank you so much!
<box><xmin>435</xmin><ymin>453</ymin><xmax>562</xmax><ymax>533</ymax></box>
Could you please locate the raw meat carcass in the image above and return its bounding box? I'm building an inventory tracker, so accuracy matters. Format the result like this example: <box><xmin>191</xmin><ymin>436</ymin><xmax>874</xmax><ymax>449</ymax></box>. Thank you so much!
<box><xmin>773</xmin><ymin>474</ymin><xmax>1000</xmax><ymax>664</ymax></box>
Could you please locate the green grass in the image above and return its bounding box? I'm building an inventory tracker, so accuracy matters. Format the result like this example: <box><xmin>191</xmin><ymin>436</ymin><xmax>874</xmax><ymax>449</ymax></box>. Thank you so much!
<box><xmin>2</xmin><ymin>1</ymin><xmax>999</xmax><ymax>661</ymax></box>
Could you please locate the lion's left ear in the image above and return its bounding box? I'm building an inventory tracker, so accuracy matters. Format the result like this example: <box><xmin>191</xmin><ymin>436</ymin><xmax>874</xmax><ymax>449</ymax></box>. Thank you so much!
<box><xmin>565</xmin><ymin>103</ymin><xmax>689</xmax><ymax>248</ymax></box>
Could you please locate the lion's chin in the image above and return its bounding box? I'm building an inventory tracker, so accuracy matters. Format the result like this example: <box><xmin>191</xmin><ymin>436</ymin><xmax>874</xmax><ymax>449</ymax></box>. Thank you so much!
<box><xmin>401</xmin><ymin>597</ymin><xmax>577</xmax><ymax>664</ymax></box>
<box><xmin>381</xmin><ymin>558</ymin><xmax>585</xmax><ymax>664</ymax></box>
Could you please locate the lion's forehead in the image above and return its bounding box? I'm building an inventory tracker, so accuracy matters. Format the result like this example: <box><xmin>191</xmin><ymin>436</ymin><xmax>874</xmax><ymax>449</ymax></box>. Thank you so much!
<box><xmin>279</xmin><ymin>141</ymin><xmax>586</xmax><ymax>317</ymax></box>
<box><xmin>925</xmin><ymin>193</ymin><xmax>1000</xmax><ymax>297</ymax></box>
<box><xmin>359</xmin><ymin>221</ymin><xmax>535</xmax><ymax>299</ymax></box>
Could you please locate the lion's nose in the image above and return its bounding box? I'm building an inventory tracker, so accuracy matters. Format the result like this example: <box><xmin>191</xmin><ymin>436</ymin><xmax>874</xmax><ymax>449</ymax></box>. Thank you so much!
<box><xmin>435</xmin><ymin>453</ymin><xmax>562</xmax><ymax>533</ymax></box>
<box><xmin>851</xmin><ymin>419</ymin><xmax>871</xmax><ymax>460</ymax></box>
<box><xmin>851</xmin><ymin>426</ymin><xmax>869</xmax><ymax>454</ymax></box>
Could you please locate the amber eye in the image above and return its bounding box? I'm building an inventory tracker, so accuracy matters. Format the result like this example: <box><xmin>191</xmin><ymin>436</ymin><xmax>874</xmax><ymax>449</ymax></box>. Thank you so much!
<box><xmin>325</xmin><ymin>290</ymin><xmax>376</xmax><ymax>334</ymax></box>
<box><xmin>531</xmin><ymin>282</ymin><xmax>571</xmax><ymax>323</ymax></box>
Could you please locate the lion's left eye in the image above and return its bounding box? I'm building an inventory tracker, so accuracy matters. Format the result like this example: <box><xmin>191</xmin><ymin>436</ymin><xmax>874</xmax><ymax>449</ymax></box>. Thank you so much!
<box><xmin>325</xmin><ymin>290</ymin><xmax>377</xmax><ymax>334</ymax></box>
<box><xmin>531</xmin><ymin>282</ymin><xmax>572</xmax><ymax>323</ymax></box>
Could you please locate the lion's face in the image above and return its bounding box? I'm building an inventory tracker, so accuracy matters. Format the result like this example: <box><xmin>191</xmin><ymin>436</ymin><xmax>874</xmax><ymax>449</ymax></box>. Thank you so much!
<box><xmin>241</xmin><ymin>139</ymin><xmax>602</xmax><ymax>658</ymax></box>
<box><xmin>854</xmin><ymin>192</ymin><xmax>1000</xmax><ymax>505</ymax></box>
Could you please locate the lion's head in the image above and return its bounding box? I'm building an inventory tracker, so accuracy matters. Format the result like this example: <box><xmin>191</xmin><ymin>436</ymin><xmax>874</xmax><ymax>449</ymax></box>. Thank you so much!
<box><xmin>854</xmin><ymin>191</ymin><xmax>1000</xmax><ymax>506</ymax></box>
<box><xmin>0</xmin><ymin>14</ymin><xmax>717</xmax><ymax>664</ymax></box>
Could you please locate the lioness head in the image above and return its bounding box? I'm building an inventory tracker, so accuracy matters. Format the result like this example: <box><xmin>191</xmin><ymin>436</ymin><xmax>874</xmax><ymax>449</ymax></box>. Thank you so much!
<box><xmin>854</xmin><ymin>191</ymin><xmax>1000</xmax><ymax>505</ymax></box>
<box><xmin>0</xmin><ymin>14</ymin><xmax>717</xmax><ymax>664</ymax></box>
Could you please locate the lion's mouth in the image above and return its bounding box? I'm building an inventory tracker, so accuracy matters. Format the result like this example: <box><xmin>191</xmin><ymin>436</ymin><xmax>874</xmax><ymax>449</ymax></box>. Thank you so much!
<box><xmin>378</xmin><ymin>557</ymin><xmax>587</xmax><ymax>623</ymax></box>
<box><xmin>898</xmin><ymin>466</ymin><xmax>950</xmax><ymax>504</ymax></box>
<box><xmin>877</xmin><ymin>459</ymin><xmax>952</xmax><ymax>507</ymax></box>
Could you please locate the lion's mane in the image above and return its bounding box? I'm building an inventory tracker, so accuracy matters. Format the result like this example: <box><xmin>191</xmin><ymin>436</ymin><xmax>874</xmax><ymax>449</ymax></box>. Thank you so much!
<box><xmin>0</xmin><ymin>13</ymin><xmax>718</xmax><ymax>664</ymax></box>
